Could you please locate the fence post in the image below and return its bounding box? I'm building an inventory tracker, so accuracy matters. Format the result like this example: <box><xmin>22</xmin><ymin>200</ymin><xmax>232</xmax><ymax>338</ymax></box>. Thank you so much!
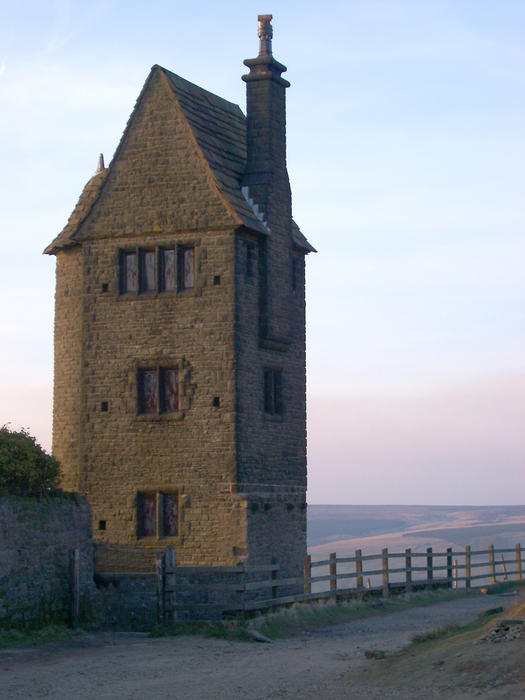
<box><xmin>446</xmin><ymin>547</ymin><xmax>453</xmax><ymax>588</ymax></box>
<box><xmin>405</xmin><ymin>548</ymin><xmax>412</xmax><ymax>594</ymax></box>
<box><xmin>164</xmin><ymin>545</ymin><xmax>177</xmax><ymax>621</ymax></box>
<box><xmin>70</xmin><ymin>548</ymin><xmax>80</xmax><ymax>628</ymax></box>
<box><xmin>516</xmin><ymin>544</ymin><xmax>522</xmax><ymax>581</ymax></box>
<box><xmin>155</xmin><ymin>551</ymin><xmax>164</xmax><ymax>622</ymax></box>
<box><xmin>426</xmin><ymin>547</ymin><xmax>433</xmax><ymax>587</ymax></box>
<box><xmin>453</xmin><ymin>559</ymin><xmax>458</xmax><ymax>589</ymax></box>
<box><xmin>500</xmin><ymin>554</ymin><xmax>508</xmax><ymax>581</ymax></box>
<box><xmin>465</xmin><ymin>545</ymin><xmax>471</xmax><ymax>589</ymax></box>
<box><xmin>303</xmin><ymin>555</ymin><xmax>311</xmax><ymax>595</ymax></box>
<box><xmin>488</xmin><ymin>544</ymin><xmax>496</xmax><ymax>584</ymax></box>
<box><xmin>329</xmin><ymin>552</ymin><xmax>337</xmax><ymax>600</ymax></box>
<box><xmin>382</xmin><ymin>548</ymin><xmax>389</xmax><ymax>597</ymax></box>
<box><xmin>271</xmin><ymin>557</ymin><xmax>278</xmax><ymax>601</ymax></box>
<box><xmin>355</xmin><ymin>549</ymin><xmax>363</xmax><ymax>592</ymax></box>
<box><xmin>237</xmin><ymin>563</ymin><xmax>246</xmax><ymax>612</ymax></box>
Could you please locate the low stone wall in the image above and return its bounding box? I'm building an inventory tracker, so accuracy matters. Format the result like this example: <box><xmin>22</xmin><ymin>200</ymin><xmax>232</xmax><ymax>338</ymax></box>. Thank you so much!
<box><xmin>0</xmin><ymin>494</ymin><xmax>95</xmax><ymax>627</ymax></box>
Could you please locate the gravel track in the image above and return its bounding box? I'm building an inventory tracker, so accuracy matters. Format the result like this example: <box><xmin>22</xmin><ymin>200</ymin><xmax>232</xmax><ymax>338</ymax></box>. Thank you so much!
<box><xmin>0</xmin><ymin>593</ymin><xmax>523</xmax><ymax>699</ymax></box>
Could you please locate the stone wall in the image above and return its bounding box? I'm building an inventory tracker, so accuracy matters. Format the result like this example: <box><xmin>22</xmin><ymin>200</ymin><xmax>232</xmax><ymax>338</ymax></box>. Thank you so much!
<box><xmin>0</xmin><ymin>494</ymin><xmax>95</xmax><ymax>627</ymax></box>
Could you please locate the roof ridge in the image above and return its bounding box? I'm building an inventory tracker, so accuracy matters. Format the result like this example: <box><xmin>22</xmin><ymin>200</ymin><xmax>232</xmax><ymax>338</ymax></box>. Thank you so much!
<box><xmin>157</xmin><ymin>66</ymin><xmax>244</xmax><ymax>114</ymax></box>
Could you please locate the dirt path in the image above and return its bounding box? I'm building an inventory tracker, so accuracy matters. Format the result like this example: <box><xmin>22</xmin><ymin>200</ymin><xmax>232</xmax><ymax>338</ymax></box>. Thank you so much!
<box><xmin>1</xmin><ymin>594</ymin><xmax>523</xmax><ymax>699</ymax></box>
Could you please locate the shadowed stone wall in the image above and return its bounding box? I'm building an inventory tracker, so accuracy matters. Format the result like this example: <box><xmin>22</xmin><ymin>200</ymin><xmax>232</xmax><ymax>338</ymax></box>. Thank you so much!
<box><xmin>0</xmin><ymin>494</ymin><xmax>95</xmax><ymax>627</ymax></box>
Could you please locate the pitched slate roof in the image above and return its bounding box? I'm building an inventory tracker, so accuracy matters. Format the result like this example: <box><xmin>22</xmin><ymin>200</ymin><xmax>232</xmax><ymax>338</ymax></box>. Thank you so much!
<box><xmin>44</xmin><ymin>168</ymin><xmax>109</xmax><ymax>254</ymax></box>
<box><xmin>45</xmin><ymin>65</ymin><xmax>314</xmax><ymax>254</ymax></box>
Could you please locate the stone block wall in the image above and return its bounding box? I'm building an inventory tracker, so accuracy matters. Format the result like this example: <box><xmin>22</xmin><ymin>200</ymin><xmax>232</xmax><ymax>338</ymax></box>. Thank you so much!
<box><xmin>234</xmin><ymin>230</ymin><xmax>307</xmax><ymax>578</ymax></box>
<box><xmin>52</xmin><ymin>248</ymin><xmax>84</xmax><ymax>493</ymax></box>
<box><xmin>57</xmin><ymin>229</ymin><xmax>251</xmax><ymax>572</ymax></box>
<box><xmin>0</xmin><ymin>494</ymin><xmax>95</xmax><ymax>627</ymax></box>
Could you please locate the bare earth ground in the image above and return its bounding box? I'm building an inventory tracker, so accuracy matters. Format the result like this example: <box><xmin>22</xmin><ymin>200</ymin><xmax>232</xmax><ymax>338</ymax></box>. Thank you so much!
<box><xmin>1</xmin><ymin>592</ymin><xmax>524</xmax><ymax>699</ymax></box>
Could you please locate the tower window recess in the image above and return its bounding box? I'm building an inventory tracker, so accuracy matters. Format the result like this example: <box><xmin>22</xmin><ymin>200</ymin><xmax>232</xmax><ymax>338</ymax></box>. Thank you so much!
<box><xmin>292</xmin><ymin>256</ymin><xmax>301</xmax><ymax>293</ymax></box>
<box><xmin>245</xmin><ymin>241</ymin><xmax>255</xmax><ymax>278</ymax></box>
<box><xmin>264</xmin><ymin>369</ymin><xmax>283</xmax><ymax>415</ymax></box>
<box><xmin>137</xmin><ymin>367</ymin><xmax>179</xmax><ymax>414</ymax></box>
<box><xmin>119</xmin><ymin>246</ymin><xmax>193</xmax><ymax>294</ymax></box>
<box><xmin>137</xmin><ymin>491</ymin><xmax>179</xmax><ymax>538</ymax></box>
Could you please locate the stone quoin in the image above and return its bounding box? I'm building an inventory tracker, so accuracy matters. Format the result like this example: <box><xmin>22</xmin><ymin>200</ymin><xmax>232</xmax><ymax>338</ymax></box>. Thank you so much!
<box><xmin>45</xmin><ymin>15</ymin><xmax>315</xmax><ymax>578</ymax></box>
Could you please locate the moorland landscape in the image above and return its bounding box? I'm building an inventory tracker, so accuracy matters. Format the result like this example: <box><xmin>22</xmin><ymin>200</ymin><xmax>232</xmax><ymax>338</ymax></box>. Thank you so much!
<box><xmin>308</xmin><ymin>504</ymin><xmax>525</xmax><ymax>557</ymax></box>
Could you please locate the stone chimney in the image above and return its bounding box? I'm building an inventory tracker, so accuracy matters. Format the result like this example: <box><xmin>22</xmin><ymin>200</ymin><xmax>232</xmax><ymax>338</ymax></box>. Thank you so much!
<box><xmin>242</xmin><ymin>15</ymin><xmax>291</xmax><ymax>229</ymax></box>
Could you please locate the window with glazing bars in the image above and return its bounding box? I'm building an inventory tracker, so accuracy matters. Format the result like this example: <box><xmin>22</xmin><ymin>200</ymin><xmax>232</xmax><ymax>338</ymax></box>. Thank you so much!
<box><xmin>137</xmin><ymin>368</ymin><xmax>179</xmax><ymax>414</ymax></box>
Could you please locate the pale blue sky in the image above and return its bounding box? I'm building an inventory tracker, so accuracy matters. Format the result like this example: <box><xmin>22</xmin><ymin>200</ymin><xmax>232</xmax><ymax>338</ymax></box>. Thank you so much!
<box><xmin>1</xmin><ymin>1</ymin><xmax>524</xmax><ymax>504</ymax></box>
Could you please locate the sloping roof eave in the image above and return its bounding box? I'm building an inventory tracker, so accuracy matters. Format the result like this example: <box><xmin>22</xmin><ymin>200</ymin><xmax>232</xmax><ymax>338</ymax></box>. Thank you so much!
<box><xmin>44</xmin><ymin>168</ymin><xmax>110</xmax><ymax>255</ymax></box>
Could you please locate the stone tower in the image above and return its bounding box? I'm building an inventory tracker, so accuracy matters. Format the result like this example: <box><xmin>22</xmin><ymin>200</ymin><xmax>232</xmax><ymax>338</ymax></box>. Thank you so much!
<box><xmin>45</xmin><ymin>16</ymin><xmax>315</xmax><ymax>577</ymax></box>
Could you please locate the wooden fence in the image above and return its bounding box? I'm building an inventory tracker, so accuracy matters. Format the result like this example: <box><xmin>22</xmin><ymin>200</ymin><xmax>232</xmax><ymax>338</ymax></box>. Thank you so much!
<box><xmin>155</xmin><ymin>543</ymin><xmax>523</xmax><ymax>620</ymax></box>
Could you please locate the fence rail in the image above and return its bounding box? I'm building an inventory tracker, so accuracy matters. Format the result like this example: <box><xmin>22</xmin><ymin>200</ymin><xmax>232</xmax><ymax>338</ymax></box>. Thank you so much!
<box><xmin>155</xmin><ymin>543</ymin><xmax>523</xmax><ymax>620</ymax></box>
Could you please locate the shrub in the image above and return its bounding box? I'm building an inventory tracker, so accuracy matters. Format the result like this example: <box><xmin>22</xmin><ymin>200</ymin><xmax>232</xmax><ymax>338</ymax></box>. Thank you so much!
<box><xmin>0</xmin><ymin>426</ymin><xmax>60</xmax><ymax>497</ymax></box>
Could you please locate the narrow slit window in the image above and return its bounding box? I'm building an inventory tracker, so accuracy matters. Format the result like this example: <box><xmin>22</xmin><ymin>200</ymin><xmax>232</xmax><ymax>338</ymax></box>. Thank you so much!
<box><xmin>141</xmin><ymin>250</ymin><xmax>156</xmax><ymax>292</ymax></box>
<box><xmin>162</xmin><ymin>493</ymin><xmax>179</xmax><ymax>537</ymax></box>
<box><xmin>264</xmin><ymin>369</ymin><xmax>283</xmax><ymax>415</ymax></box>
<box><xmin>178</xmin><ymin>246</ymin><xmax>195</xmax><ymax>290</ymax></box>
<box><xmin>160</xmin><ymin>368</ymin><xmax>179</xmax><ymax>413</ymax></box>
<box><xmin>137</xmin><ymin>492</ymin><xmax>157</xmax><ymax>537</ymax></box>
<box><xmin>160</xmin><ymin>248</ymin><xmax>176</xmax><ymax>292</ymax></box>
<box><xmin>246</xmin><ymin>242</ymin><xmax>255</xmax><ymax>278</ymax></box>
<box><xmin>138</xmin><ymin>369</ymin><xmax>158</xmax><ymax>413</ymax></box>
<box><xmin>123</xmin><ymin>252</ymin><xmax>138</xmax><ymax>293</ymax></box>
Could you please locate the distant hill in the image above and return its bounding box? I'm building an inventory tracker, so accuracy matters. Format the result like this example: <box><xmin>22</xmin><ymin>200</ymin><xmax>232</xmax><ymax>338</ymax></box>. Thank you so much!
<box><xmin>307</xmin><ymin>504</ymin><xmax>525</xmax><ymax>557</ymax></box>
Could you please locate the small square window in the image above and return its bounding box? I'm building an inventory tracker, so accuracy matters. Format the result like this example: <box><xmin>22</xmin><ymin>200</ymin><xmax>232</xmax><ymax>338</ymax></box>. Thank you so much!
<box><xmin>213</xmin><ymin>275</ymin><xmax>221</xmax><ymax>286</ymax></box>
<box><xmin>100</xmin><ymin>401</ymin><xmax>109</xmax><ymax>412</ymax></box>
<box><xmin>98</xmin><ymin>520</ymin><xmax>106</xmax><ymax>530</ymax></box>
<box><xmin>264</xmin><ymin>369</ymin><xmax>283</xmax><ymax>415</ymax></box>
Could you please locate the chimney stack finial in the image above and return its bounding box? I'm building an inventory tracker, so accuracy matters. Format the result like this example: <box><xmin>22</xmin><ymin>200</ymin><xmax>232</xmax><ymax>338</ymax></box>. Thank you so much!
<box><xmin>95</xmin><ymin>153</ymin><xmax>105</xmax><ymax>174</ymax></box>
<box><xmin>258</xmin><ymin>14</ymin><xmax>273</xmax><ymax>57</ymax></box>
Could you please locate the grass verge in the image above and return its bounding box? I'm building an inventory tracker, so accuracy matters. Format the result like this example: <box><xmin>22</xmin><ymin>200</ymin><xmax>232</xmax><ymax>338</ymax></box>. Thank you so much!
<box><xmin>0</xmin><ymin>625</ymin><xmax>79</xmax><ymax>650</ymax></box>
<box><xmin>247</xmin><ymin>588</ymin><xmax>473</xmax><ymax>639</ymax></box>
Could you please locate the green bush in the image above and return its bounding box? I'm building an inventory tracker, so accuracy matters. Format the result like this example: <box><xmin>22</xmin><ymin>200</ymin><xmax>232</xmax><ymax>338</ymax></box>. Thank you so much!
<box><xmin>0</xmin><ymin>426</ymin><xmax>60</xmax><ymax>497</ymax></box>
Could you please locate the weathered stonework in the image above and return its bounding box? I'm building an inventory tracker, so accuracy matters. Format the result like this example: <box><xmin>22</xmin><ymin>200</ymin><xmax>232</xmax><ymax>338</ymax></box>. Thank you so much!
<box><xmin>0</xmin><ymin>495</ymin><xmax>95</xmax><ymax>626</ymax></box>
<box><xmin>46</xmin><ymin>18</ymin><xmax>314</xmax><ymax>580</ymax></box>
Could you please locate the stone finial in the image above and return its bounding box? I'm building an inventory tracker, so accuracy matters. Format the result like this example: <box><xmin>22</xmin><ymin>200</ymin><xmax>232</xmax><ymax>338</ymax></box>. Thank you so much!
<box><xmin>258</xmin><ymin>14</ymin><xmax>273</xmax><ymax>57</ymax></box>
<box><xmin>95</xmin><ymin>153</ymin><xmax>105</xmax><ymax>173</ymax></box>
